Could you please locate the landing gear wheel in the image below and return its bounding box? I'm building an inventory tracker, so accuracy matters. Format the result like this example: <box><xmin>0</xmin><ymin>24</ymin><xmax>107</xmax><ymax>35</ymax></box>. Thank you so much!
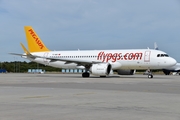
<box><xmin>148</xmin><ymin>74</ymin><xmax>153</xmax><ymax>78</ymax></box>
<box><xmin>82</xmin><ymin>72</ymin><xmax>90</xmax><ymax>78</ymax></box>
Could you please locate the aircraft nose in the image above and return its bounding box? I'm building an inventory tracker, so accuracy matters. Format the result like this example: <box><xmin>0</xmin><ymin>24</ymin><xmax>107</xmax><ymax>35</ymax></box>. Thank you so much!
<box><xmin>169</xmin><ymin>57</ymin><xmax>177</xmax><ymax>66</ymax></box>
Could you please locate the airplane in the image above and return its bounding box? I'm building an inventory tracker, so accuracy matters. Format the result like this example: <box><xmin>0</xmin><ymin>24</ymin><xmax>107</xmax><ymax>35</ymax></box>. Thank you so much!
<box><xmin>162</xmin><ymin>63</ymin><xmax>180</xmax><ymax>75</ymax></box>
<box><xmin>154</xmin><ymin>42</ymin><xmax>180</xmax><ymax>75</ymax></box>
<box><xmin>10</xmin><ymin>26</ymin><xmax>177</xmax><ymax>78</ymax></box>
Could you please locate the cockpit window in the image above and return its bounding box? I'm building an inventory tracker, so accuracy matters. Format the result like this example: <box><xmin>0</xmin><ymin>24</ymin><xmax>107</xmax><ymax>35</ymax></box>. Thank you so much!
<box><xmin>164</xmin><ymin>54</ymin><xmax>169</xmax><ymax>57</ymax></box>
<box><xmin>157</xmin><ymin>54</ymin><xmax>169</xmax><ymax>57</ymax></box>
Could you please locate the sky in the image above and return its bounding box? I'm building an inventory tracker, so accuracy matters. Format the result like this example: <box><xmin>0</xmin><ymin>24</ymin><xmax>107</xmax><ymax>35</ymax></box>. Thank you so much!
<box><xmin>0</xmin><ymin>0</ymin><xmax>180</xmax><ymax>62</ymax></box>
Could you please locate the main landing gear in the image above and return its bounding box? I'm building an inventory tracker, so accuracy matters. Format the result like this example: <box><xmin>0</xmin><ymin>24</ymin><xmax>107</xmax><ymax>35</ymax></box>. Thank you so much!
<box><xmin>82</xmin><ymin>65</ymin><xmax>91</xmax><ymax>78</ymax></box>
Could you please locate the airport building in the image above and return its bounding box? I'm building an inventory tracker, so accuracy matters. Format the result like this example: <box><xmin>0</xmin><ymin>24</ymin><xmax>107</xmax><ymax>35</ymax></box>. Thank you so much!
<box><xmin>28</xmin><ymin>69</ymin><xmax>45</xmax><ymax>74</ymax></box>
<box><xmin>61</xmin><ymin>69</ymin><xmax>85</xmax><ymax>73</ymax></box>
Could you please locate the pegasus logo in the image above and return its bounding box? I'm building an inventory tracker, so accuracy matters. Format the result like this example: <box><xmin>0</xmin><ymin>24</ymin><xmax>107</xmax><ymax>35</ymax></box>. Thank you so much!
<box><xmin>28</xmin><ymin>29</ymin><xmax>44</xmax><ymax>49</ymax></box>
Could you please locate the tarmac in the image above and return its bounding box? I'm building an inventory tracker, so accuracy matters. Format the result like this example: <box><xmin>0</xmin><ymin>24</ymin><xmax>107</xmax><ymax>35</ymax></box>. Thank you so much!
<box><xmin>0</xmin><ymin>73</ymin><xmax>180</xmax><ymax>120</ymax></box>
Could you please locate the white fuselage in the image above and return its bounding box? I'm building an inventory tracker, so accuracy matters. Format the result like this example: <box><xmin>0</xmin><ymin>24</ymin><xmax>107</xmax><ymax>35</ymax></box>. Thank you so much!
<box><xmin>22</xmin><ymin>49</ymin><xmax>176</xmax><ymax>70</ymax></box>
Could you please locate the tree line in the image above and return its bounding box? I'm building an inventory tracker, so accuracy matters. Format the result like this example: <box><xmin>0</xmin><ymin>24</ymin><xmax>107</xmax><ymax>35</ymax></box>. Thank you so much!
<box><xmin>0</xmin><ymin>61</ymin><xmax>61</xmax><ymax>73</ymax></box>
<box><xmin>0</xmin><ymin>61</ymin><xmax>162</xmax><ymax>73</ymax></box>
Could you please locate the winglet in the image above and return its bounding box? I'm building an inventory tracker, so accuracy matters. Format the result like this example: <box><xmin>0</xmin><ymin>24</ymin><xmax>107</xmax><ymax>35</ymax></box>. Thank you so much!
<box><xmin>20</xmin><ymin>43</ymin><xmax>36</xmax><ymax>59</ymax></box>
<box><xmin>20</xmin><ymin>43</ymin><xmax>31</xmax><ymax>55</ymax></box>
<box><xmin>24</xmin><ymin>26</ymin><xmax>50</xmax><ymax>52</ymax></box>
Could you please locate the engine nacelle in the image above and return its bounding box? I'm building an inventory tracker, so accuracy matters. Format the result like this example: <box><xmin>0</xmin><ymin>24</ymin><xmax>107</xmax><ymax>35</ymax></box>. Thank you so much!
<box><xmin>117</xmin><ymin>69</ymin><xmax>135</xmax><ymax>75</ymax></box>
<box><xmin>90</xmin><ymin>63</ymin><xmax>112</xmax><ymax>76</ymax></box>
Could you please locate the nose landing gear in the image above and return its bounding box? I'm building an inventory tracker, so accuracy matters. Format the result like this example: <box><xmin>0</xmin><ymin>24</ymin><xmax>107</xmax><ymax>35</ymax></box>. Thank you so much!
<box><xmin>147</xmin><ymin>69</ymin><xmax>153</xmax><ymax>78</ymax></box>
<box><xmin>148</xmin><ymin>74</ymin><xmax>153</xmax><ymax>78</ymax></box>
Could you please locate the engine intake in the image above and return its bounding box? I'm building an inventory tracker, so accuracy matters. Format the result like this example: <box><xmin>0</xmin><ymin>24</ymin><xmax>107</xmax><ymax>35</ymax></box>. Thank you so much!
<box><xmin>90</xmin><ymin>63</ymin><xmax>112</xmax><ymax>76</ymax></box>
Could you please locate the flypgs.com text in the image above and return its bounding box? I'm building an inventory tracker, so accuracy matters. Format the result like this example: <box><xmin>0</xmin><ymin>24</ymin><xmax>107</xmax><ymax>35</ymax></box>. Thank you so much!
<box><xmin>97</xmin><ymin>52</ymin><xmax>143</xmax><ymax>62</ymax></box>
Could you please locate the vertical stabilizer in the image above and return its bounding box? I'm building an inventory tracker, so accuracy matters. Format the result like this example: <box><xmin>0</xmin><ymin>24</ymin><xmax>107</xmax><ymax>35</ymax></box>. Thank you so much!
<box><xmin>24</xmin><ymin>26</ymin><xmax>50</xmax><ymax>52</ymax></box>
<box><xmin>154</xmin><ymin>42</ymin><xmax>159</xmax><ymax>50</ymax></box>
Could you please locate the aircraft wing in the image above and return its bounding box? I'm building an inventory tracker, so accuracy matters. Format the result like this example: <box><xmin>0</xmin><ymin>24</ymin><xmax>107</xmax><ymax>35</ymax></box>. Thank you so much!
<box><xmin>34</xmin><ymin>55</ymin><xmax>101</xmax><ymax>66</ymax></box>
<box><xmin>9</xmin><ymin>52</ymin><xmax>101</xmax><ymax>66</ymax></box>
<box><xmin>171</xmin><ymin>63</ymin><xmax>180</xmax><ymax>71</ymax></box>
<box><xmin>9</xmin><ymin>53</ymin><xmax>26</xmax><ymax>56</ymax></box>
<box><xmin>174</xmin><ymin>68</ymin><xmax>180</xmax><ymax>71</ymax></box>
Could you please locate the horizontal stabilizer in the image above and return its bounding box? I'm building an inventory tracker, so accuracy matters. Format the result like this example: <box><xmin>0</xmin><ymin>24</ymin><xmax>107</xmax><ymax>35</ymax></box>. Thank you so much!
<box><xmin>9</xmin><ymin>53</ymin><xmax>26</xmax><ymax>56</ymax></box>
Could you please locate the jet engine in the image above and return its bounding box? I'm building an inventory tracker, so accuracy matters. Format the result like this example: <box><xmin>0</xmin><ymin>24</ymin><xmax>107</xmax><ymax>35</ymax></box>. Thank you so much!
<box><xmin>117</xmin><ymin>69</ymin><xmax>135</xmax><ymax>75</ymax></box>
<box><xmin>90</xmin><ymin>63</ymin><xmax>112</xmax><ymax>76</ymax></box>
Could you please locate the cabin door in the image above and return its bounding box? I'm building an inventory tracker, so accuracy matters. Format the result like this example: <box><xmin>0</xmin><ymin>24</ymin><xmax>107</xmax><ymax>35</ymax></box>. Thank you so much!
<box><xmin>144</xmin><ymin>51</ymin><xmax>151</xmax><ymax>62</ymax></box>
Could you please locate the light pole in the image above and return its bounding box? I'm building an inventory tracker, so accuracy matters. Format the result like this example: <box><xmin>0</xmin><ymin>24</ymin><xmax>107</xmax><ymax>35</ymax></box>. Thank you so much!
<box><xmin>37</xmin><ymin>63</ymin><xmax>39</xmax><ymax>69</ymax></box>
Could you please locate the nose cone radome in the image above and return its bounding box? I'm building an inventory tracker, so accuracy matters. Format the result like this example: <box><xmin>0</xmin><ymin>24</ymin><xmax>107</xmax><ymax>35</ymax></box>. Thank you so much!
<box><xmin>168</xmin><ymin>57</ymin><xmax>177</xmax><ymax>67</ymax></box>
